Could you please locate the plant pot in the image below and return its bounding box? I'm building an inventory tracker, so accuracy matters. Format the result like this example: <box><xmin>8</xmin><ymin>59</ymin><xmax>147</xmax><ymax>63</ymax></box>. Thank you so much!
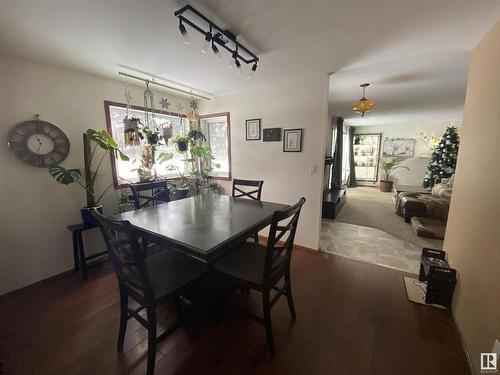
<box><xmin>81</xmin><ymin>205</ymin><xmax>103</xmax><ymax>228</ymax></box>
<box><xmin>123</xmin><ymin>117</ymin><xmax>139</xmax><ymax>131</ymax></box>
<box><xmin>379</xmin><ymin>180</ymin><xmax>393</xmax><ymax>192</ymax></box>
<box><xmin>147</xmin><ymin>133</ymin><xmax>159</xmax><ymax>145</ymax></box>
<box><xmin>177</xmin><ymin>141</ymin><xmax>188</xmax><ymax>152</ymax></box>
<box><xmin>173</xmin><ymin>186</ymin><xmax>189</xmax><ymax>200</ymax></box>
<box><xmin>163</xmin><ymin>126</ymin><xmax>173</xmax><ymax>140</ymax></box>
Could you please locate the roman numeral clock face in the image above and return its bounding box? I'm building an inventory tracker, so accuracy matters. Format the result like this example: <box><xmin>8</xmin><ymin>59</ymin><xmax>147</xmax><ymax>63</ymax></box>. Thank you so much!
<box><xmin>8</xmin><ymin>120</ymin><xmax>70</xmax><ymax>168</ymax></box>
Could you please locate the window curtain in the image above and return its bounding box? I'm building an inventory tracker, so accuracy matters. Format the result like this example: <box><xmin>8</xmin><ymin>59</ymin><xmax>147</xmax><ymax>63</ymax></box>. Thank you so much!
<box><xmin>332</xmin><ymin>117</ymin><xmax>343</xmax><ymax>190</ymax></box>
<box><xmin>347</xmin><ymin>126</ymin><xmax>357</xmax><ymax>187</ymax></box>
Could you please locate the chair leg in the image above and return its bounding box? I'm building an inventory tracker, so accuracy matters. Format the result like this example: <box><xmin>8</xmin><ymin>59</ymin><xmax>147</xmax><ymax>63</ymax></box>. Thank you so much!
<box><xmin>263</xmin><ymin>290</ymin><xmax>276</xmax><ymax>358</ymax></box>
<box><xmin>117</xmin><ymin>287</ymin><xmax>128</xmax><ymax>351</ymax></box>
<box><xmin>285</xmin><ymin>270</ymin><xmax>296</xmax><ymax>320</ymax></box>
<box><xmin>146</xmin><ymin>307</ymin><xmax>157</xmax><ymax>375</ymax></box>
<box><xmin>253</xmin><ymin>233</ymin><xmax>259</xmax><ymax>243</ymax></box>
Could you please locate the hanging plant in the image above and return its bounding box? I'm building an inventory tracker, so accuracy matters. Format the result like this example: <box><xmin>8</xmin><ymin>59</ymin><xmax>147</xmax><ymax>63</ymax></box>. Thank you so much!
<box><xmin>173</xmin><ymin>135</ymin><xmax>190</xmax><ymax>153</ymax></box>
<box><xmin>187</xmin><ymin>129</ymin><xmax>207</xmax><ymax>142</ymax></box>
<box><xmin>123</xmin><ymin>117</ymin><xmax>141</xmax><ymax>146</ymax></box>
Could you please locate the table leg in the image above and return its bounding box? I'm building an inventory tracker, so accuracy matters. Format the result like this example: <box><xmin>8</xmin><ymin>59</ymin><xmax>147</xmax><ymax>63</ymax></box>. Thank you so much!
<box><xmin>72</xmin><ymin>232</ymin><xmax>79</xmax><ymax>271</ymax></box>
<box><xmin>77</xmin><ymin>231</ymin><xmax>88</xmax><ymax>280</ymax></box>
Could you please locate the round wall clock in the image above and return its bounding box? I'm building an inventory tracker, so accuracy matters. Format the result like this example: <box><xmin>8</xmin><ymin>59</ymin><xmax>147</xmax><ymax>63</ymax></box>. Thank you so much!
<box><xmin>7</xmin><ymin>119</ymin><xmax>70</xmax><ymax>168</ymax></box>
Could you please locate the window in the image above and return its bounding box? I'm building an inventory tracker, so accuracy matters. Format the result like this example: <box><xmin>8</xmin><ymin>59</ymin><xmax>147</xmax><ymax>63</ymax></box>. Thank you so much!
<box><xmin>104</xmin><ymin>102</ymin><xmax>231</xmax><ymax>187</ymax></box>
<box><xmin>199</xmin><ymin>113</ymin><xmax>231</xmax><ymax>179</ymax></box>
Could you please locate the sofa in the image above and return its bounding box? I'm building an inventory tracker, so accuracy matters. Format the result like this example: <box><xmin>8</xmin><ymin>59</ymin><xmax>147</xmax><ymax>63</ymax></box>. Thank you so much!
<box><xmin>395</xmin><ymin>177</ymin><xmax>454</xmax><ymax>239</ymax></box>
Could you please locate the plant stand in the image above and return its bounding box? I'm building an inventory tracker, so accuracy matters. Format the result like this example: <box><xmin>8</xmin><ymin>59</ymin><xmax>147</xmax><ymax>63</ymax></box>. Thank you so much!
<box><xmin>67</xmin><ymin>224</ymin><xmax>108</xmax><ymax>280</ymax></box>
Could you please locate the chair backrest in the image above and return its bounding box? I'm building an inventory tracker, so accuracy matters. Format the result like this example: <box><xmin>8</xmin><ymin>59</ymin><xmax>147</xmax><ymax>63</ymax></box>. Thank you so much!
<box><xmin>264</xmin><ymin>197</ymin><xmax>306</xmax><ymax>285</ymax></box>
<box><xmin>91</xmin><ymin>210</ymin><xmax>154</xmax><ymax>302</ymax></box>
<box><xmin>130</xmin><ymin>180</ymin><xmax>171</xmax><ymax>209</ymax></box>
<box><xmin>232</xmin><ymin>178</ymin><xmax>264</xmax><ymax>200</ymax></box>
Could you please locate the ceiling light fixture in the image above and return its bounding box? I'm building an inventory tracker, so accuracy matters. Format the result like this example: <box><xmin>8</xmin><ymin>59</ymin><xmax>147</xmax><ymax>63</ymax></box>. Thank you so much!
<box><xmin>201</xmin><ymin>27</ymin><xmax>212</xmax><ymax>54</ymax></box>
<box><xmin>248</xmin><ymin>62</ymin><xmax>258</xmax><ymax>80</ymax></box>
<box><xmin>174</xmin><ymin>4</ymin><xmax>259</xmax><ymax>76</ymax></box>
<box><xmin>178</xmin><ymin>20</ymin><xmax>190</xmax><ymax>46</ymax></box>
<box><xmin>352</xmin><ymin>83</ymin><xmax>375</xmax><ymax>117</ymax></box>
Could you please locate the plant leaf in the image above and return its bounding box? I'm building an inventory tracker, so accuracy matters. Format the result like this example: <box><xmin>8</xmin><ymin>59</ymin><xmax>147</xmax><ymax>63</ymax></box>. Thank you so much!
<box><xmin>48</xmin><ymin>165</ymin><xmax>81</xmax><ymax>185</ymax></box>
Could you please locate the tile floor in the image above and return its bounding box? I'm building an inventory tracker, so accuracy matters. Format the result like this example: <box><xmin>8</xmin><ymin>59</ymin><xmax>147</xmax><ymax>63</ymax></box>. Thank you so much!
<box><xmin>321</xmin><ymin>220</ymin><xmax>421</xmax><ymax>275</ymax></box>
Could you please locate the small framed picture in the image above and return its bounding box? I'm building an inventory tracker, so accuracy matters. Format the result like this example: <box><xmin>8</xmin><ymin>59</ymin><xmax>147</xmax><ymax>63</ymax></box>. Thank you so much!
<box><xmin>283</xmin><ymin>128</ymin><xmax>303</xmax><ymax>152</ymax></box>
<box><xmin>263</xmin><ymin>128</ymin><xmax>281</xmax><ymax>142</ymax></box>
<box><xmin>245</xmin><ymin>119</ymin><xmax>261</xmax><ymax>140</ymax></box>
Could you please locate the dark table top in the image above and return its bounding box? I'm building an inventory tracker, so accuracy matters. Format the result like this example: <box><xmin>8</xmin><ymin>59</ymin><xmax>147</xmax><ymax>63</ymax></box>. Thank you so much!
<box><xmin>116</xmin><ymin>194</ymin><xmax>288</xmax><ymax>262</ymax></box>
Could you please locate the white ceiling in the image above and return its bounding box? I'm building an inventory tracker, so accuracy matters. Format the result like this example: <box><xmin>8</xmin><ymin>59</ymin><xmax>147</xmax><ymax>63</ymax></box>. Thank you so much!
<box><xmin>1</xmin><ymin>0</ymin><xmax>499</xmax><ymax>121</ymax></box>
<box><xmin>329</xmin><ymin>52</ymin><xmax>470</xmax><ymax>126</ymax></box>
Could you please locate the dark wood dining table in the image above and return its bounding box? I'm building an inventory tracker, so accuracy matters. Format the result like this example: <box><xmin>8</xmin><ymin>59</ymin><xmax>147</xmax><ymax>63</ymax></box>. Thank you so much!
<box><xmin>117</xmin><ymin>194</ymin><xmax>289</xmax><ymax>263</ymax></box>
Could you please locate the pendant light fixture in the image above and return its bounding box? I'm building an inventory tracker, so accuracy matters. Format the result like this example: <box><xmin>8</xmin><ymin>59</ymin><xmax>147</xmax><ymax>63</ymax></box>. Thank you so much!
<box><xmin>352</xmin><ymin>83</ymin><xmax>376</xmax><ymax>117</ymax></box>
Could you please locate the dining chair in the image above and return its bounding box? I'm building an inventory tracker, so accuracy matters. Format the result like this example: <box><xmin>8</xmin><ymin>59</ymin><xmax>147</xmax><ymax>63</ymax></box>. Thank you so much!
<box><xmin>91</xmin><ymin>210</ymin><xmax>206</xmax><ymax>375</ymax></box>
<box><xmin>130</xmin><ymin>180</ymin><xmax>172</xmax><ymax>210</ymax></box>
<box><xmin>213</xmin><ymin>197</ymin><xmax>306</xmax><ymax>357</ymax></box>
<box><xmin>232</xmin><ymin>178</ymin><xmax>264</xmax><ymax>242</ymax></box>
<box><xmin>232</xmin><ymin>178</ymin><xmax>264</xmax><ymax>201</ymax></box>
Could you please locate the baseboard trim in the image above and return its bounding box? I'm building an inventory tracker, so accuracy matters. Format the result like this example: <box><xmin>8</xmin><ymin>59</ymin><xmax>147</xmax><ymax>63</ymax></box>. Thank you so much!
<box><xmin>451</xmin><ymin>310</ymin><xmax>476</xmax><ymax>375</ymax></box>
<box><xmin>0</xmin><ymin>268</ymin><xmax>76</xmax><ymax>299</ymax></box>
<box><xmin>258</xmin><ymin>235</ymin><xmax>319</xmax><ymax>253</ymax></box>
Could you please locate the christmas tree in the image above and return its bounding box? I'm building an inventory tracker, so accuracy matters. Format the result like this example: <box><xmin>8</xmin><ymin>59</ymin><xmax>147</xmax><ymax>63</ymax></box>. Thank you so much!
<box><xmin>423</xmin><ymin>126</ymin><xmax>459</xmax><ymax>188</ymax></box>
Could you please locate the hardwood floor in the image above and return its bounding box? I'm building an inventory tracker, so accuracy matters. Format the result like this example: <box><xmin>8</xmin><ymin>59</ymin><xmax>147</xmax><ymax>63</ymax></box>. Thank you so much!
<box><xmin>0</xmin><ymin>250</ymin><xmax>470</xmax><ymax>375</ymax></box>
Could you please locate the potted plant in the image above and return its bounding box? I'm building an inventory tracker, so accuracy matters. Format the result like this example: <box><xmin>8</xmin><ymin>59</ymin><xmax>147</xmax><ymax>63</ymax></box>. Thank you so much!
<box><xmin>157</xmin><ymin>152</ymin><xmax>190</xmax><ymax>200</ymax></box>
<box><xmin>48</xmin><ymin>129</ymin><xmax>129</xmax><ymax>227</ymax></box>
<box><xmin>173</xmin><ymin>135</ymin><xmax>190</xmax><ymax>152</ymax></box>
<box><xmin>378</xmin><ymin>157</ymin><xmax>410</xmax><ymax>192</ymax></box>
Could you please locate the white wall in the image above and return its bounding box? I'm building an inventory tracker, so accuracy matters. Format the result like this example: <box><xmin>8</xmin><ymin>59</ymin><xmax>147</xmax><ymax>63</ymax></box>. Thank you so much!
<box><xmin>443</xmin><ymin>20</ymin><xmax>500</xmax><ymax>374</ymax></box>
<box><xmin>0</xmin><ymin>55</ymin><xmax>190</xmax><ymax>295</ymax></box>
<box><xmin>200</xmin><ymin>73</ymin><xmax>330</xmax><ymax>251</ymax></box>
<box><xmin>354</xmin><ymin>121</ymin><xmax>462</xmax><ymax>185</ymax></box>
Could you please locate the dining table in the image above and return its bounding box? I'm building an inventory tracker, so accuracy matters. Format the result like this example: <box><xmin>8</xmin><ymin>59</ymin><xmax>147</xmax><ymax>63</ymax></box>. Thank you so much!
<box><xmin>116</xmin><ymin>194</ymin><xmax>289</xmax><ymax>263</ymax></box>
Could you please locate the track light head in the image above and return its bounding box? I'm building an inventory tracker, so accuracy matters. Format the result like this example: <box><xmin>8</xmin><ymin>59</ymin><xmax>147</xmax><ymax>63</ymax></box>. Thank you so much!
<box><xmin>178</xmin><ymin>21</ymin><xmax>187</xmax><ymax>35</ymax></box>
<box><xmin>178</xmin><ymin>20</ymin><xmax>190</xmax><ymax>46</ymax></box>
<box><xmin>235</xmin><ymin>59</ymin><xmax>241</xmax><ymax>69</ymax></box>
<box><xmin>201</xmin><ymin>32</ymin><xmax>212</xmax><ymax>54</ymax></box>
<box><xmin>251</xmin><ymin>63</ymin><xmax>257</xmax><ymax>72</ymax></box>
<box><xmin>211</xmin><ymin>42</ymin><xmax>219</xmax><ymax>55</ymax></box>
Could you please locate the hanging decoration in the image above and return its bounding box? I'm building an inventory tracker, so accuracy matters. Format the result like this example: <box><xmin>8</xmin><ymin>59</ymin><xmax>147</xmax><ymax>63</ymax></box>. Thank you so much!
<box><xmin>143</xmin><ymin>81</ymin><xmax>157</xmax><ymax>137</ymax></box>
<box><xmin>159</xmin><ymin>97</ymin><xmax>170</xmax><ymax>109</ymax></box>
<box><xmin>122</xmin><ymin>78</ymin><xmax>141</xmax><ymax>146</ymax></box>
<box><xmin>187</xmin><ymin>97</ymin><xmax>200</xmax><ymax>122</ymax></box>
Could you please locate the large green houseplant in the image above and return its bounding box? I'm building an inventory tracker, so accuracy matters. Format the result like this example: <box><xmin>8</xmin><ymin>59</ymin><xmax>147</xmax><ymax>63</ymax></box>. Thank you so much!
<box><xmin>48</xmin><ymin>129</ymin><xmax>129</xmax><ymax>226</ymax></box>
<box><xmin>378</xmin><ymin>157</ymin><xmax>410</xmax><ymax>192</ymax></box>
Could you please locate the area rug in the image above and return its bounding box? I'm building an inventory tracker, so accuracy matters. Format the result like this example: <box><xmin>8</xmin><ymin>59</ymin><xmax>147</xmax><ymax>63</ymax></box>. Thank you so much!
<box><xmin>335</xmin><ymin>187</ymin><xmax>443</xmax><ymax>249</ymax></box>
<box><xmin>403</xmin><ymin>276</ymin><xmax>447</xmax><ymax>310</ymax></box>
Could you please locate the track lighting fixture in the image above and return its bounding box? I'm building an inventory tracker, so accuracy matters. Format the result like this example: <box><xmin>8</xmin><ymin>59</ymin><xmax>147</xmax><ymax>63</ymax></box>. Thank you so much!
<box><xmin>175</xmin><ymin>4</ymin><xmax>259</xmax><ymax>76</ymax></box>
<box><xmin>178</xmin><ymin>20</ymin><xmax>189</xmax><ymax>46</ymax></box>
<box><xmin>211</xmin><ymin>41</ymin><xmax>219</xmax><ymax>55</ymax></box>
<box><xmin>248</xmin><ymin>62</ymin><xmax>258</xmax><ymax>79</ymax></box>
<box><xmin>201</xmin><ymin>31</ymin><xmax>212</xmax><ymax>54</ymax></box>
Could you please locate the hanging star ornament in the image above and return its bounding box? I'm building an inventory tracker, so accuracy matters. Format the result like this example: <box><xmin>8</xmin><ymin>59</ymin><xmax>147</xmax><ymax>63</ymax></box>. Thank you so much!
<box><xmin>159</xmin><ymin>97</ymin><xmax>170</xmax><ymax>109</ymax></box>
<box><xmin>189</xmin><ymin>99</ymin><xmax>198</xmax><ymax>112</ymax></box>
<box><xmin>124</xmin><ymin>90</ymin><xmax>133</xmax><ymax>103</ymax></box>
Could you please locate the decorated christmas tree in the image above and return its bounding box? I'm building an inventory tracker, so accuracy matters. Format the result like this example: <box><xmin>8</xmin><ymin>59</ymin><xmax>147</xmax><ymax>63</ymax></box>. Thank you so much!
<box><xmin>423</xmin><ymin>126</ymin><xmax>459</xmax><ymax>188</ymax></box>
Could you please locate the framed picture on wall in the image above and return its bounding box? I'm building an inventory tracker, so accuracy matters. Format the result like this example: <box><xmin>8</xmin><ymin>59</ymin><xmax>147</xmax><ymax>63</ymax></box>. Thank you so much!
<box><xmin>283</xmin><ymin>128</ymin><xmax>303</xmax><ymax>152</ymax></box>
<box><xmin>263</xmin><ymin>127</ymin><xmax>281</xmax><ymax>142</ymax></box>
<box><xmin>245</xmin><ymin>118</ymin><xmax>261</xmax><ymax>140</ymax></box>
<box><xmin>383</xmin><ymin>138</ymin><xmax>415</xmax><ymax>157</ymax></box>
